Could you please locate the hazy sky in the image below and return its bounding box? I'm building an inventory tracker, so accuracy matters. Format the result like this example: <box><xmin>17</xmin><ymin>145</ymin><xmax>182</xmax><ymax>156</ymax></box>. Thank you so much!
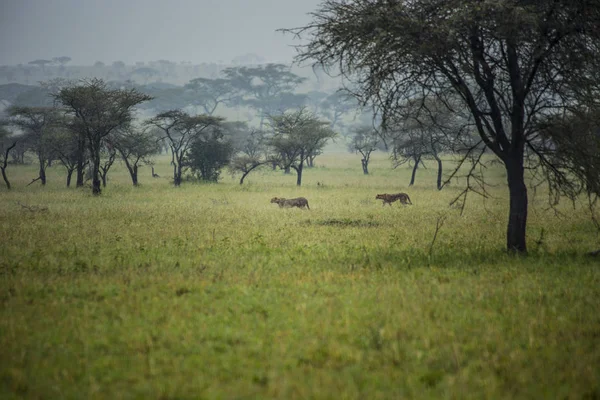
<box><xmin>0</xmin><ymin>0</ymin><xmax>322</xmax><ymax>66</ymax></box>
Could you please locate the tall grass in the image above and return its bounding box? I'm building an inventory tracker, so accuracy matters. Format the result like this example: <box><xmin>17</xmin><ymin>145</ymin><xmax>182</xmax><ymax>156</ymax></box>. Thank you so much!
<box><xmin>1</xmin><ymin>152</ymin><xmax>599</xmax><ymax>399</ymax></box>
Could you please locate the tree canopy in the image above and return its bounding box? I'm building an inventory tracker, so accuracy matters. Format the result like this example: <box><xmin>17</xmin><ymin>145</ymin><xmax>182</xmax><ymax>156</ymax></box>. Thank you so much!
<box><xmin>287</xmin><ymin>0</ymin><xmax>600</xmax><ymax>253</ymax></box>
<box><xmin>54</xmin><ymin>78</ymin><xmax>152</xmax><ymax>195</ymax></box>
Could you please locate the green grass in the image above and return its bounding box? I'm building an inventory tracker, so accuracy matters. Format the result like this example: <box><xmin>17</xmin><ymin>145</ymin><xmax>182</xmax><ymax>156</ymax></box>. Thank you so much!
<box><xmin>1</xmin><ymin>152</ymin><xmax>599</xmax><ymax>399</ymax></box>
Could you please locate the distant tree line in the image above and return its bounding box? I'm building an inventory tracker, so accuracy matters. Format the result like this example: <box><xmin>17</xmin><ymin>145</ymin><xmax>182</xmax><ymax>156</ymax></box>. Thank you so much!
<box><xmin>0</xmin><ymin>76</ymin><xmax>338</xmax><ymax>192</ymax></box>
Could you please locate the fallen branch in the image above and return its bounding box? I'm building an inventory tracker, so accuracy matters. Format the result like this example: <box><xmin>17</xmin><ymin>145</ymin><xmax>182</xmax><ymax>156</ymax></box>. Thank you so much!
<box><xmin>26</xmin><ymin>176</ymin><xmax>42</xmax><ymax>187</ymax></box>
<box><xmin>17</xmin><ymin>201</ymin><xmax>48</xmax><ymax>213</ymax></box>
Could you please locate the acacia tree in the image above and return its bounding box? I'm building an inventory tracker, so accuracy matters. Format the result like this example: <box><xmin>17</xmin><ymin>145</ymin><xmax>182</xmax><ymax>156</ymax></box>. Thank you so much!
<box><xmin>386</xmin><ymin>97</ymin><xmax>467</xmax><ymax>189</ymax></box>
<box><xmin>224</xmin><ymin>64</ymin><xmax>307</xmax><ymax>128</ymax></box>
<box><xmin>229</xmin><ymin>129</ymin><xmax>270</xmax><ymax>184</ymax></box>
<box><xmin>184</xmin><ymin>77</ymin><xmax>235</xmax><ymax>115</ymax></box>
<box><xmin>267</xmin><ymin>108</ymin><xmax>336</xmax><ymax>186</ymax></box>
<box><xmin>185</xmin><ymin>136</ymin><xmax>234</xmax><ymax>182</ymax></box>
<box><xmin>287</xmin><ymin>0</ymin><xmax>600</xmax><ymax>253</ymax></box>
<box><xmin>49</xmin><ymin>127</ymin><xmax>82</xmax><ymax>187</ymax></box>
<box><xmin>54</xmin><ymin>78</ymin><xmax>152</xmax><ymax>195</ymax></box>
<box><xmin>98</xmin><ymin>141</ymin><xmax>117</xmax><ymax>187</ymax></box>
<box><xmin>111</xmin><ymin>126</ymin><xmax>160</xmax><ymax>186</ymax></box>
<box><xmin>146</xmin><ymin>110</ymin><xmax>223</xmax><ymax>186</ymax></box>
<box><xmin>7</xmin><ymin>106</ymin><xmax>59</xmax><ymax>186</ymax></box>
<box><xmin>390</xmin><ymin>97</ymin><xmax>473</xmax><ymax>190</ymax></box>
<box><xmin>348</xmin><ymin>125</ymin><xmax>381</xmax><ymax>175</ymax></box>
<box><xmin>390</xmin><ymin>125</ymin><xmax>428</xmax><ymax>187</ymax></box>
<box><xmin>320</xmin><ymin>91</ymin><xmax>357</xmax><ymax>133</ymax></box>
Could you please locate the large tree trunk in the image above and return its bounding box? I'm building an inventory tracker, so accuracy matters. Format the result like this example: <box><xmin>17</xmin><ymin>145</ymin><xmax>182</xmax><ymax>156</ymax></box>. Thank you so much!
<box><xmin>174</xmin><ymin>160</ymin><xmax>182</xmax><ymax>186</ymax></box>
<box><xmin>38</xmin><ymin>154</ymin><xmax>47</xmax><ymax>185</ymax></box>
<box><xmin>433</xmin><ymin>153</ymin><xmax>443</xmax><ymax>190</ymax></box>
<box><xmin>409</xmin><ymin>155</ymin><xmax>420</xmax><ymax>186</ymax></box>
<box><xmin>295</xmin><ymin>161</ymin><xmax>304</xmax><ymax>186</ymax></box>
<box><xmin>131</xmin><ymin>165</ymin><xmax>138</xmax><ymax>186</ymax></box>
<box><xmin>505</xmin><ymin>155</ymin><xmax>528</xmax><ymax>254</ymax></box>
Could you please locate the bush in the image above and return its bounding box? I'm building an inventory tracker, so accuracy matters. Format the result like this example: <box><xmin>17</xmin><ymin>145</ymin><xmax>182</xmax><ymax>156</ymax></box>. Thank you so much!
<box><xmin>185</xmin><ymin>137</ymin><xmax>234</xmax><ymax>182</ymax></box>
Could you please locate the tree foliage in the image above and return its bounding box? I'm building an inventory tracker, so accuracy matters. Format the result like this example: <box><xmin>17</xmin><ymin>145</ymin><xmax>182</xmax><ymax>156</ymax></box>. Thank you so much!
<box><xmin>184</xmin><ymin>77</ymin><xmax>235</xmax><ymax>115</ymax></box>
<box><xmin>186</xmin><ymin>136</ymin><xmax>234</xmax><ymax>182</ymax></box>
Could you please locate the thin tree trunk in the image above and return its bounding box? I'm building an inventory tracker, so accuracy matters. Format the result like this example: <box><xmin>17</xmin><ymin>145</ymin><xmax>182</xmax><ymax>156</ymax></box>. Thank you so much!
<box><xmin>1</xmin><ymin>167</ymin><xmax>10</xmax><ymax>189</ymax></box>
<box><xmin>506</xmin><ymin>156</ymin><xmax>528</xmax><ymax>254</ymax></box>
<box><xmin>434</xmin><ymin>153</ymin><xmax>443</xmax><ymax>190</ymax></box>
<box><xmin>91</xmin><ymin>139</ymin><xmax>102</xmax><ymax>195</ymax></box>
<box><xmin>174</xmin><ymin>156</ymin><xmax>182</xmax><ymax>186</ymax></box>
<box><xmin>76</xmin><ymin>134</ymin><xmax>86</xmax><ymax>187</ymax></box>
<box><xmin>361</xmin><ymin>158</ymin><xmax>369</xmax><ymax>175</ymax></box>
<box><xmin>66</xmin><ymin>168</ymin><xmax>74</xmax><ymax>187</ymax></box>
<box><xmin>132</xmin><ymin>165</ymin><xmax>138</xmax><ymax>186</ymax></box>
<box><xmin>409</xmin><ymin>155</ymin><xmax>420</xmax><ymax>186</ymax></box>
<box><xmin>239</xmin><ymin>163</ymin><xmax>262</xmax><ymax>184</ymax></box>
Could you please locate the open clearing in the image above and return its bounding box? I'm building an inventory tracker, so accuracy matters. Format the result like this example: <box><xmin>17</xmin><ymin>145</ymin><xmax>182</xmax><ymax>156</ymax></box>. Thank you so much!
<box><xmin>1</xmin><ymin>153</ymin><xmax>599</xmax><ymax>399</ymax></box>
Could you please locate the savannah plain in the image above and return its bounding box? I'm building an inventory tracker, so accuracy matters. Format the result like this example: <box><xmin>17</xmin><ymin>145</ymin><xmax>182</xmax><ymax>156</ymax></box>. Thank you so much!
<box><xmin>1</xmin><ymin>151</ymin><xmax>599</xmax><ymax>399</ymax></box>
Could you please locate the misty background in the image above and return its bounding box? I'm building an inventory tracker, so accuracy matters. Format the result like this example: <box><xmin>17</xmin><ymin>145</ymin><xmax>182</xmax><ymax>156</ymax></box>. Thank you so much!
<box><xmin>0</xmin><ymin>0</ymin><xmax>322</xmax><ymax>65</ymax></box>
<box><xmin>0</xmin><ymin>0</ymin><xmax>375</xmax><ymax>140</ymax></box>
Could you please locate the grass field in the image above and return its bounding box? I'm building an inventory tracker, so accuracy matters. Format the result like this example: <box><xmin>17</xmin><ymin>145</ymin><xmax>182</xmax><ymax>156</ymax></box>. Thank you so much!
<box><xmin>1</xmin><ymin>151</ymin><xmax>600</xmax><ymax>399</ymax></box>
